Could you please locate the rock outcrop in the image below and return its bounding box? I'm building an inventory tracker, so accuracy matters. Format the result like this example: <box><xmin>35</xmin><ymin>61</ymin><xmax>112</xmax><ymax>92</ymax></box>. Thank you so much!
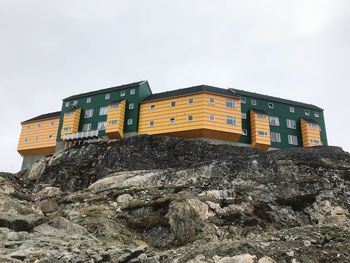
<box><xmin>1</xmin><ymin>135</ymin><xmax>350</xmax><ymax>262</ymax></box>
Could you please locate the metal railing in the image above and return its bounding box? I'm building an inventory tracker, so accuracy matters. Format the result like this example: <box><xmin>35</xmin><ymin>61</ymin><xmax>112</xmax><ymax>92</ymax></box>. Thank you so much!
<box><xmin>63</xmin><ymin>130</ymin><xmax>99</xmax><ymax>141</ymax></box>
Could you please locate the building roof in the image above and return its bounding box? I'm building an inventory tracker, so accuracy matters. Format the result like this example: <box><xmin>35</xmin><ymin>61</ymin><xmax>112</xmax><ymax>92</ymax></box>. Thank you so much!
<box><xmin>63</xmin><ymin>81</ymin><xmax>146</xmax><ymax>101</ymax></box>
<box><xmin>229</xmin><ymin>88</ymin><xmax>323</xmax><ymax>111</ymax></box>
<box><xmin>22</xmin><ymin>111</ymin><xmax>61</xmax><ymax>124</ymax></box>
<box><xmin>142</xmin><ymin>85</ymin><xmax>239</xmax><ymax>102</ymax></box>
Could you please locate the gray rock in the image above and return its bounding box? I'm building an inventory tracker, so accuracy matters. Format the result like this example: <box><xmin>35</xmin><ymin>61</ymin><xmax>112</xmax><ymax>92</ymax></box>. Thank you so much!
<box><xmin>0</xmin><ymin>213</ymin><xmax>43</xmax><ymax>231</ymax></box>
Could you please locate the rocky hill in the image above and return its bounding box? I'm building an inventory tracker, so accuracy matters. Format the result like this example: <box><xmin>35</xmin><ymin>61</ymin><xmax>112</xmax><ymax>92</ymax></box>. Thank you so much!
<box><xmin>1</xmin><ymin>135</ymin><xmax>350</xmax><ymax>262</ymax></box>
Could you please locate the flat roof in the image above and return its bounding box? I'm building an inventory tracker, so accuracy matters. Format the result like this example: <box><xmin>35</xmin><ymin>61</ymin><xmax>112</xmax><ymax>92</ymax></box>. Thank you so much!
<box><xmin>229</xmin><ymin>88</ymin><xmax>323</xmax><ymax>111</ymax></box>
<box><xmin>63</xmin><ymin>81</ymin><xmax>146</xmax><ymax>101</ymax></box>
<box><xmin>22</xmin><ymin>111</ymin><xmax>61</xmax><ymax>124</ymax></box>
<box><xmin>142</xmin><ymin>85</ymin><xmax>239</xmax><ymax>102</ymax></box>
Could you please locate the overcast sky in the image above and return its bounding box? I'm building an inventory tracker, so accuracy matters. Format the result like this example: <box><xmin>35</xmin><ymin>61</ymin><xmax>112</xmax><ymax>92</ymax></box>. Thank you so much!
<box><xmin>1</xmin><ymin>0</ymin><xmax>349</xmax><ymax>172</ymax></box>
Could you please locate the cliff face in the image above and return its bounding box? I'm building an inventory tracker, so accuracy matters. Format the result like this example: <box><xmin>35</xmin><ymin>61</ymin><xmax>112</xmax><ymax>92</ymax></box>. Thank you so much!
<box><xmin>1</xmin><ymin>135</ymin><xmax>350</xmax><ymax>262</ymax></box>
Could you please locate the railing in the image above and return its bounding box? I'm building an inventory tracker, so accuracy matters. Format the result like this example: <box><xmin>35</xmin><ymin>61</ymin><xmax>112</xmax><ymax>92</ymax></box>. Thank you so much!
<box><xmin>63</xmin><ymin>130</ymin><xmax>99</xmax><ymax>141</ymax></box>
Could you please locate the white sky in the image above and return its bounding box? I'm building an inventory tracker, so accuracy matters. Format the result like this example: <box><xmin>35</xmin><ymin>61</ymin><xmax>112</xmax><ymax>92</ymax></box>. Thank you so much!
<box><xmin>0</xmin><ymin>0</ymin><xmax>349</xmax><ymax>172</ymax></box>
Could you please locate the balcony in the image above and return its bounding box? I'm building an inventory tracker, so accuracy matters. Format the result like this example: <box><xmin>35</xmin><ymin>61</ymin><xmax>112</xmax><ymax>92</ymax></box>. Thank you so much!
<box><xmin>63</xmin><ymin>130</ymin><xmax>99</xmax><ymax>141</ymax></box>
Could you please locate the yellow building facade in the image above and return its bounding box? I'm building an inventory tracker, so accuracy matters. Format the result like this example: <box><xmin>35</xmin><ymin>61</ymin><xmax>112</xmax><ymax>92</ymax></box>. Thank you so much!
<box><xmin>17</xmin><ymin>112</ymin><xmax>60</xmax><ymax>156</ymax></box>
<box><xmin>139</xmin><ymin>88</ymin><xmax>242</xmax><ymax>142</ymax></box>
<box><xmin>250</xmin><ymin>109</ymin><xmax>271</xmax><ymax>150</ymax></box>
<box><xmin>301</xmin><ymin>118</ymin><xmax>322</xmax><ymax>147</ymax></box>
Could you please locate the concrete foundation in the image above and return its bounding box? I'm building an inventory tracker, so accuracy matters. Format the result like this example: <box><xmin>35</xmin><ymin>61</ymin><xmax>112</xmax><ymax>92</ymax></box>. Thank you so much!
<box><xmin>21</xmin><ymin>154</ymin><xmax>46</xmax><ymax>171</ymax></box>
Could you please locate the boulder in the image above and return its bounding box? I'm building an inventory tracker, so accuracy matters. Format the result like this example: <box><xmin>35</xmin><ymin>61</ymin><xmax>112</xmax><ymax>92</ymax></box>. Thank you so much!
<box><xmin>214</xmin><ymin>254</ymin><xmax>257</xmax><ymax>263</ymax></box>
<box><xmin>117</xmin><ymin>194</ymin><xmax>134</xmax><ymax>205</ymax></box>
<box><xmin>36</xmin><ymin>187</ymin><xmax>61</xmax><ymax>199</ymax></box>
<box><xmin>51</xmin><ymin>217</ymin><xmax>87</xmax><ymax>236</ymax></box>
<box><xmin>0</xmin><ymin>213</ymin><xmax>43</xmax><ymax>231</ymax></box>
<box><xmin>38</xmin><ymin>199</ymin><xmax>58</xmax><ymax>214</ymax></box>
<box><xmin>258</xmin><ymin>256</ymin><xmax>277</xmax><ymax>263</ymax></box>
<box><xmin>27</xmin><ymin>158</ymin><xmax>48</xmax><ymax>181</ymax></box>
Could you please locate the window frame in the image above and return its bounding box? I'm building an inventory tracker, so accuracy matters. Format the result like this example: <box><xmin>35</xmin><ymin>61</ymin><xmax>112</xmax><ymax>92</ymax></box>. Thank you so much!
<box><xmin>99</xmin><ymin>106</ymin><xmax>108</xmax><ymax>116</ymax></box>
<box><xmin>241</xmin><ymin>97</ymin><xmax>246</xmax><ymax>104</ymax></box>
<box><xmin>170</xmin><ymin>101</ymin><xmax>176</xmax><ymax>107</ymax></box>
<box><xmin>187</xmin><ymin>115</ymin><xmax>193</xmax><ymax>121</ymax></box>
<box><xmin>226</xmin><ymin>116</ymin><xmax>237</xmax><ymax>126</ymax></box>
<box><xmin>149</xmin><ymin>120</ymin><xmax>155</xmax><ymax>127</ymax></box>
<box><xmin>188</xmin><ymin>98</ymin><xmax>194</xmax><ymax>104</ymax></box>
<box><xmin>84</xmin><ymin>109</ymin><xmax>94</xmax><ymax>118</ymax></box>
<box><xmin>242</xmin><ymin>113</ymin><xmax>247</xmax><ymax>119</ymax></box>
<box><xmin>251</xmin><ymin>99</ymin><xmax>257</xmax><ymax>106</ymax></box>
<box><xmin>65</xmin><ymin>102</ymin><xmax>70</xmax><ymax>107</ymax></box>
<box><xmin>120</xmin><ymin>91</ymin><xmax>126</xmax><ymax>97</ymax></box>
<box><xmin>257</xmin><ymin>130</ymin><xmax>268</xmax><ymax>137</ymax></box>
<box><xmin>242</xmin><ymin>129</ymin><xmax>247</xmax><ymax>136</ymax></box>
<box><xmin>268</xmin><ymin>102</ymin><xmax>274</xmax><ymax>109</ymax></box>
<box><xmin>305</xmin><ymin>110</ymin><xmax>310</xmax><ymax>116</ymax></box>
<box><xmin>286</xmin><ymin>119</ymin><xmax>296</xmax><ymax>129</ymax></box>
<box><xmin>129</xmin><ymin>103</ymin><xmax>135</xmax><ymax>110</ymax></box>
<box><xmin>225</xmin><ymin>99</ymin><xmax>236</xmax><ymax>109</ymax></box>
<box><xmin>150</xmin><ymin>105</ymin><xmax>156</xmax><ymax>110</ymax></box>
<box><xmin>209</xmin><ymin>97</ymin><xmax>215</xmax><ymax>104</ymax></box>
<box><xmin>270</xmin><ymin>132</ymin><xmax>281</xmax><ymax>143</ymax></box>
<box><xmin>169</xmin><ymin>117</ymin><xmax>176</xmax><ymax>124</ymax></box>
<box><xmin>130</xmin><ymin>89</ymin><xmax>135</xmax><ymax>95</ymax></box>
<box><xmin>82</xmin><ymin>123</ymin><xmax>92</xmax><ymax>132</ymax></box>
<box><xmin>127</xmin><ymin>119</ymin><xmax>133</xmax><ymax>125</ymax></box>
<box><xmin>97</xmin><ymin>121</ymin><xmax>106</xmax><ymax>131</ymax></box>
<box><xmin>269</xmin><ymin>116</ymin><xmax>280</xmax><ymax>126</ymax></box>
<box><xmin>289</xmin><ymin>106</ymin><xmax>295</xmax><ymax>113</ymax></box>
<box><xmin>86</xmin><ymin>97</ymin><xmax>91</xmax><ymax>103</ymax></box>
<box><xmin>105</xmin><ymin>93</ymin><xmax>110</xmax><ymax>100</ymax></box>
<box><xmin>288</xmin><ymin>135</ymin><xmax>298</xmax><ymax>145</ymax></box>
<box><xmin>314</xmin><ymin>112</ymin><xmax>320</xmax><ymax>118</ymax></box>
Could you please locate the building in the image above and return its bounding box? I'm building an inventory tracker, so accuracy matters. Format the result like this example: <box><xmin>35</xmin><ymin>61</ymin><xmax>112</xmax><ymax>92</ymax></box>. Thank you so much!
<box><xmin>17</xmin><ymin>111</ymin><xmax>61</xmax><ymax>170</ymax></box>
<box><xmin>17</xmin><ymin>81</ymin><xmax>328</xmax><ymax>170</ymax></box>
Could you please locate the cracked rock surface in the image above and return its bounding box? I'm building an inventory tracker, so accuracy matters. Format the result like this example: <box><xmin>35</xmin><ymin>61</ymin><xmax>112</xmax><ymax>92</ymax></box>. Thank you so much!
<box><xmin>1</xmin><ymin>135</ymin><xmax>350</xmax><ymax>262</ymax></box>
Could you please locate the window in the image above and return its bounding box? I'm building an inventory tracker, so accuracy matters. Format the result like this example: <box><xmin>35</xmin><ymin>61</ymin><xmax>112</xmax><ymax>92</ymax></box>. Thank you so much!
<box><xmin>314</xmin><ymin>112</ymin><xmax>320</xmax><ymax>118</ymax></box>
<box><xmin>311</xmin><ymin>139</ymin><xmax>320</xmax><ymax>145</ymax></box>
<box><xmin>72</xmin><ymin>100</ymin><xmax>78</xmax><ymax>106</ymax></box>
<box><xmin>85</xmin><ymin>109</ymin><xmax>94</xmax><ymax>118</ymax></box>
<box><xmin>149</xmin><ymin>120</ymin><xmax>154</xmax><ymax>127</ymax></box>
<box><xmin>86</xmin><ymin>97</ymin><xmax>91</xmax><ymax>103</ymax></box>
<box><xmin>286</xmin><ymin>119</ymin><xmax>296</xmax><ymax>129</ymax></box>
<box><xmin>130</xmin><ymin>89</ymin><xmax>135</xmax><ymax>95</ymax></box>
<box><xmin>98</xmin><ymin>121</ymin><xmax>106</xmax><ymax>131</ymax></box>
<box><xmin>48</xmin><ymin>135</ymin><xmax>53</xmax><ymax>140</ymax></box>
<box><xmin>188</xmin><ymin>98</ymin><xmax>194</xmax><ymax>104</ymax></box>
<box><xmin>120</xmin><ymin>91</ymin><xmax>125</xmax><ymax>97</ymax></box>
<box><xmin>258</xmin><ymin>131</ymin><xmax>268</xmax><ymax>136</ymax></box>
<box><xmin>170</xmin><ymin>117</ymin><xmax>175</xmax><ymax>124</ymax></box>
<box><xmin>127</xmin><ymin>119</ymin><xmax>133</xmax><ymax>125</ymax></box>
<box><xmin>268</xmin><ymin>102</ymin><xmax>274</xmax><ymax>109</ymax></box>
<box><xmin>226</xmin><ymin>116</ymin><xmax>237</xmax><ymax>126</ymax></box>
<box><xmin>50</xmin><ymin>122</ymin><xmax>55</xmax><ymax>127</ymax></box>
<box><xmin>187</xmin><ymin>115</ymin><xmax>193</xmax><ymax>121</ymax></box>
<box><xmin>150</xmin><ymin>105</ymin><xmax>156</xmax><ymax>110</ymax></box>
<box><xmin>110</xmin><ymin>102</ymin><xmax>119</xmax><ymax>108</ymax></box>
<box><xmin>209</xmin><ymin>115</ymin><xmax>215</xmax><ymax>121</ymax></box>
<box><xmin>289</xmin><ymin>106</ymin><xmax>295</xmax><ymax>113</ymax></box>
<box><xmin>257</xmin><ymin>113</ymin><xmax>267</xmax><ymax>119</ymax></box>
<box><xmin>65</xmin><ymin>102</ymin><xmax>70</xmax><ymax>107</ymax></box>
<box><xmin>305</xmin><ymin>110</ymin><xmax>310</xmax><ymax>116</ymax></box>
<box><xmin>99</xmin><ymin>107</ymin><xmax>108</xmax><ymax>116</ymax></box>
<box><xmin>251</xmin><ymin>99</ymin><xmax>257</xmax><ymax>105</ymax></box>
<box><xmin>308</xmin><ymin>123</ymin><xmax>319</xmax><ymax>129</ymax></box>
<box><xmin>241</xmin><ymin>97</ymin><xmax>246</xmax><ymax>104</ymax></box>
<box><xmin>24</xmin><ymin>138</ymin><xmax>27</xmax><ymax>143</ymax></box>
<box><xmin>242</xmin><ymin>113</ymin><xmax>247</xmax><ymax>119</ymax></box>
<box><xmin>271</xmin><ymin>132</ymin><xmax>281</xmax><ymax>142</ymax></box>
<box><xmin>105</xmin><ymin>94</ymin><xmax>110</xmax><ymax>100</ymax></box>
<box><xmin>170</xmin><ymin>101</ymin><xmax>176</xmax><ymax>107</ymax></box>
<box><xmin>82</xmin><ymin>123</ymin><xmax>92</xmax><ymax>132</ymax></box>
<box><xmin>65</xmin><ymin>112</ymin><xmax>73</xmax><ymax>117</ymax></box>
<box><xmin>269</xmin><ymin>116</ymin><xmax>280</xmax><ymax>126</ymax></box>
<box><xmin>288</xmin><ymin>135</ymin><xmax>298</xmax><ymax>145</ymax></box>
<box><xmin>226</xmin><ymin>99</ymin><xmax>236</xmax><ymax>108</ymax></box>
<box><xmin>209</xmin><ymin>97</ymin><xmax>215</xmax><ymax>104</ymax></box>
<box><xmin>109</xmin><ymin>120</ymin><xmax>117</xmax><ymax>125</ymax></box>
<box><xmin>63</xmin><ymin>127</ymin><xmax>71</xmax><ymax>131</ymax></box>
<box><xmin>129</xmin><ymin>103</ymin><xmax>134</xmax><ymax>109</ymax></box>
<box><xmin>242</xmin><ymin>129</ymin><xmax>247</xmax><ymax>136</ymax></box>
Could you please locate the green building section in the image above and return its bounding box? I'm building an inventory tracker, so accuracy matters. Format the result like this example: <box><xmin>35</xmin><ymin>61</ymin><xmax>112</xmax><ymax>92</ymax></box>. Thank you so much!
<box><xmin>56</xmin><ymin>81</ymin><xmax>152</xmax><ymax>141</ymax></box>
<box><xmin>230</xmin><ymin>89</ymin><xmax>328</xmax><ymax>148</ymax></box>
